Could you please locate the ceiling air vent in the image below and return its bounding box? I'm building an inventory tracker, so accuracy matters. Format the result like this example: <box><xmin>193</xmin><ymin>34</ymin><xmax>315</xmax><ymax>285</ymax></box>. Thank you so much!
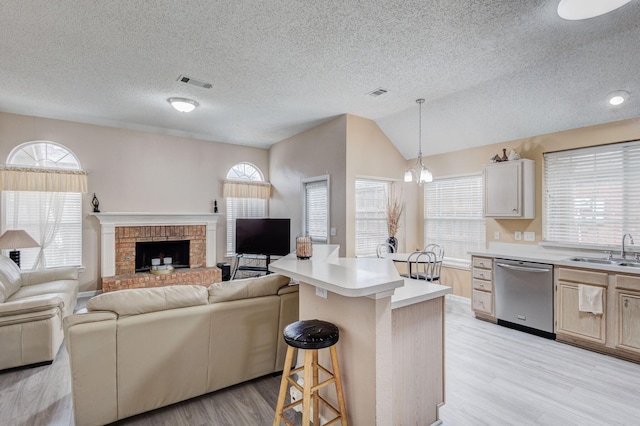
<box><xmin>366</xmin><ymin>87</ymin><xmax>388</xmax><ymax>97</ymax></box>
<box><xmin>177</xmin><ymin>75</ymin><xmax>212</xmax><ymax>89</ymax></box>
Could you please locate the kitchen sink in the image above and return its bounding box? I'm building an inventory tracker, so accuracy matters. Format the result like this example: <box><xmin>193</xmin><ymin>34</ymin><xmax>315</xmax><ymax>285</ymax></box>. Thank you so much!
<box><xmin>566</xmin><ymin>257</ymin><xmax>640</xmax><ymax>267</ymax></box>
<box><xmin>566</xmin><ymin>257</ymin><xmax>620</xmax><ymax>265</ymax></box>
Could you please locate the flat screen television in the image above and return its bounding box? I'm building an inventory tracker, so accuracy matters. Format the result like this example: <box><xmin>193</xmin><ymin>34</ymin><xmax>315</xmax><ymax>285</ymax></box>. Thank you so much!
<box><xmin>235</xmin><ymin>218</ymin><xmax>291</xmax><ymax>256</ymax></box>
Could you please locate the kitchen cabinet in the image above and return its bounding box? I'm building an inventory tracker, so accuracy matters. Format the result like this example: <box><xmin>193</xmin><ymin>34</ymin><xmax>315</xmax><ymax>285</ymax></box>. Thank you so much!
<box><xmin>471</xmin><ymin>256</ymin><xmax>495</xmax><ymax>321</ymax></box>
<box><xmin>615</xmin><ymin>275</ymin><xmax>640</xmax><ymax>355</ymax></box>
<box><xmin>483</xmin><ymin>159</ymin><xmax>535</xmax><ymax>219</ymax></box>
<box><xmin>555</xmin><ymin>267</ymin><xmax>607</xmax><ymax>345</ymax></box>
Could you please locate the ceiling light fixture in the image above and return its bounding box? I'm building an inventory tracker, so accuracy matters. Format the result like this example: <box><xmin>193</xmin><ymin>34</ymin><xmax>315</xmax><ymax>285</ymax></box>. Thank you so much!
<box><xmin>404</xmin><ymin>98</ymin><xmax>433</xmax><ymax>185</ymax></box>
<box><xmin>607</xmin><ymin>90</ymin><xmax>630</xmax><ymax>106</ymax></box>
<box><xmin>167</xmin><ymin>97</ymin><xmax>199</xmax><ymax>113</ymax></box>
<box><xmin>557</xmin><ymin>0</ymin><xmax>632</xmax><ymax>20</ymax></box>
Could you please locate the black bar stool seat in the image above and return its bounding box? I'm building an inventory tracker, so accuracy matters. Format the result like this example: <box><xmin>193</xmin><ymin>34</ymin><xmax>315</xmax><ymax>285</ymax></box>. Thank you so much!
<box><xmin>283</xmin><ymin>319</ymin><xmax>339</xmax><ymax>350</ymax></box>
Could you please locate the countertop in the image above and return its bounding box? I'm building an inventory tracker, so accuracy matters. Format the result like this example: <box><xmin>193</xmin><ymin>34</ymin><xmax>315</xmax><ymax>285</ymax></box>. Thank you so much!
<box><xmin>269</xmin><ymin>245</ymin><xmax>452</xmax><ymax>304</ymax></box>
<box><xmin>469</xmin><ymin>243</ymin><xmax>640</xmax><ymax>274</ymax></box>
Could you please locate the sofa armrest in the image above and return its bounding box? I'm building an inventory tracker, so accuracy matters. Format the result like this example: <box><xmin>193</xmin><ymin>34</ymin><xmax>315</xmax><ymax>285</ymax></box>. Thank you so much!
<box><xmin>0</xmin><ymin>294</ymin><xmax>64</xmax><ymax>317</ymax></box>
<box><xmin>21</xmin><ymin>267</ymin><xmax>79</xmax><ymax>286</ymax></box>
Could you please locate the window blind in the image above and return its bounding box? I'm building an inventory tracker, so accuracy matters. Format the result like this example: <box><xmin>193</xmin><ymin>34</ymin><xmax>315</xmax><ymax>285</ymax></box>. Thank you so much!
<box><xmin>304</xmin><ymin>179</ymin><xmax>328</xmax><ymax>243</ymax></box>
<box><xmin>226</xmin><ymin>198</ymin><xmax>268</xmax><ymax>256</ymax></box>
<box><xmin>355</xmin><ymin>179</ymin><xmax>390</xmax><ymax>257</ymax></box>
<box><xmin>424</xmin><ymin>174</ymin><xmax>485</xmax><ymax>262</ymax></box>
<box><xmin>3</xmin><ymin>191</ymin><xmax>82</xmax><ymax>269</ymax></box>
<box><xmin>544</xmin><ymin>141</ymin><xmax>640</xmax><ymax>247</ymax></box>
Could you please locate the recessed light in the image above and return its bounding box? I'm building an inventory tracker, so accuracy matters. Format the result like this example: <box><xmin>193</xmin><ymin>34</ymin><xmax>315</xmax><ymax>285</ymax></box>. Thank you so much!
<box><xmin>607</xmin><ymin>90</ymin><xmax>630</xmax><ymax>106</ymax></box>
<box><xmin>557</xmin><ymin>0</ymin><xmax>632</xmax><ymax>20</ymax></box>
<box><xmin>167</xmin><ymin>97</ymin><xmax>199</xmax><ymax>113</ymax></box>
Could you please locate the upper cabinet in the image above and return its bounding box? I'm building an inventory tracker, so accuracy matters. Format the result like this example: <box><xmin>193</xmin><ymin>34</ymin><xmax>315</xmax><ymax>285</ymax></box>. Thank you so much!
<box><xmin>483</xmin><ymin>159</ymin><xmax>535</xmax><ymax>219</ymax></box>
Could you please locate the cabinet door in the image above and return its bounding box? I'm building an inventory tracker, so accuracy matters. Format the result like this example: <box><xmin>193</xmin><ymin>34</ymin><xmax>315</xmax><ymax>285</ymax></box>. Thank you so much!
<box><xmin>484</xmin><ymin>162</ymin><xmax>521</xmax><ymax>217</ymax></box>
<box><xmin>556</xmin><ymin>282</ymin><xmax>606</xmax><ymax>344</ymax></box>
<box><xmin>617</xmin><ymin>292</ymin><xmax>640</xmax><ymax>353</ymax></box>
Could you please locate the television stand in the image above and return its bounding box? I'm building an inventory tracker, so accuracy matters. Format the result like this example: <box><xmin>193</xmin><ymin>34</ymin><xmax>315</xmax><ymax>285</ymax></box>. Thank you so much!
<box><xmin>231</xmin><ymin>254</ymin><xmax>272</xmax><ymax>280</ymax></box>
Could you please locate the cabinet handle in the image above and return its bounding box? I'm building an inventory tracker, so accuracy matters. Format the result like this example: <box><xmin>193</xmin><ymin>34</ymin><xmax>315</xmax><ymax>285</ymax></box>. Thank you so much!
<box><xmin>512</xmin><ymin>208</ymin><xmax>517</xmax><ymax>212</ymax></box>
<box><xmin>479</xmin><ymin>283</ymin><xmax>484</xmax><ymax>288</ymax></box>
<box><xmin>625</xmin><ymin>299</ymin><xmax>629</xmax><ymax>308</ymax></box>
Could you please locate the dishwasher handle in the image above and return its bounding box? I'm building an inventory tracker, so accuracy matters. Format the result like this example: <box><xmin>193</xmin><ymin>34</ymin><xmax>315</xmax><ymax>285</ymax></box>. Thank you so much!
<box><xmin>495</xmin><ymin>262</ymin><xmax>551</xmax><ymax>273</ymax></box>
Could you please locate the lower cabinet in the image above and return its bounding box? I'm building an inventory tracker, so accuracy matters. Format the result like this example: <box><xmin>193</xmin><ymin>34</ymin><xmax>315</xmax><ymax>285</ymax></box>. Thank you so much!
<box><xmin>556</xmin><ymin>281</ymin><xmax>606</xmax><ymax>345</ymax></box>
<box><xmin>471</xmin><ymin>256</ymin><xmax>495</xmax><ymax>321</ymax></box>
<box><xmin>615</xmin><ymin>274</ymin><xmax>640</xmax><ymax>355</ymax></box>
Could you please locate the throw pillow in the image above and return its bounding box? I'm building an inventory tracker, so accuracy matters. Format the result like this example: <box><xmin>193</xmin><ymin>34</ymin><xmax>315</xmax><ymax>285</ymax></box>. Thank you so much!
<box><xmin>0</xmin><ymin>280</ymin><xmax>6</xmax><ymax>303</ymax></box>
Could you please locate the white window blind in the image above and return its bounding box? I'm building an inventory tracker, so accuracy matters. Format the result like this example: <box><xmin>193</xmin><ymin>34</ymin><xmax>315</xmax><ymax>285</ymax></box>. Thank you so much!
<box><xmin>355</xmin><ymin>179</ymin><xmax>390</xmax><ymax>257</ymax></box>
<box><xmin>304</xmin><ymin>179</ymin><xmax>328</xmax><ymax>243</ymax></box>
<box><xmin>4</xmin><ymin>191</ymin><xmax>82</xmax><ymax>269</ymax></box>
<box><xmin>544</xmin><ymin>141</ymin><xmax>640</xmax><ymax>247</ymax></box>
<box><xmin>424</xmin><ymin>174</ymin><xmax>485</xmax><ymax>263</ymax></box>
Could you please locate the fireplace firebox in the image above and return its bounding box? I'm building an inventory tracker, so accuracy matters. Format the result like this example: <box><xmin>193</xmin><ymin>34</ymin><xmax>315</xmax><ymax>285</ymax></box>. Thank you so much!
<box><xmin>135</xmin><ymin>240</ymin><xmax>190</xmax><ymax>272</ymax></box>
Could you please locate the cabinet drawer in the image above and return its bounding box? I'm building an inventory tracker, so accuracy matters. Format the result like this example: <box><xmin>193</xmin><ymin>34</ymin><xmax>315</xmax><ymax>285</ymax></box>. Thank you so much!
<box><xmin>472</xmin><ymin>289</ymin><xmax>493</xmax><ymax>314</ymax></box>
<box><xmin>473</xmin><ymin>279</ymin><xmax>493</xmax><ymax>292</ymax></box>
<box><xmin>473</xmin><ymin>268</ymin><xmax>492</xmax><ymax>281</ymax></box>
<box><xmin>472</xmin><ymin>257</ymin><xmax>492</xmax><ymax>270</ymax></box>
<box><xmin>616</xmin><ymin>274</ymin><xmax>640</xmax><ymax>292</ymax></box>
<box><xmin>557</xmin><ymin>267</ymin><xmax>608</xmax><ymax>286</ymax></box>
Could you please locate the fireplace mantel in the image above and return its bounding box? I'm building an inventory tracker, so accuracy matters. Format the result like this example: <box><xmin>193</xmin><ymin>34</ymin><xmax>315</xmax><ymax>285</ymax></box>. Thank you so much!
<box><xmin>92</xmin><ymin>212</ymin><xmax>221</xmax><ymax>278</ymax></box>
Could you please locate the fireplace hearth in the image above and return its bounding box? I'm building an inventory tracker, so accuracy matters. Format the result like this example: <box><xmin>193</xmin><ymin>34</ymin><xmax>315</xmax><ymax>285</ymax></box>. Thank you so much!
<box><xmin>135</xmin><ymin>240</ymin><xmax>190</xmax><ymax>272</ymax></box>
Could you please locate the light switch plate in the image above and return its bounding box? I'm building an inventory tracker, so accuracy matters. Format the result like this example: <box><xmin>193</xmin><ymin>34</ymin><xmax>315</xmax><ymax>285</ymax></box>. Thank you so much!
<box><xmin>524</xmin><ymin>231</ymin><xmax>535</xmax><ymax>241</ymax></box>
<box><xmin>330</xmin><ymin>227</ymin><xmax>336</xmax><ymax>236</ymax></box>
<box><xmin>494</xmin><ymin>231</ymin><xmax>500</xmax><ymax>240</ymax></box>
<box><xmin>315</xmin><ymin>286</ymin><xmax>327</xmax><ymax>299</ymax></box>
<box><xmin>515</xmin><ymin>231</ymin><xmax>522</xmax><ymax>241</ymax></box>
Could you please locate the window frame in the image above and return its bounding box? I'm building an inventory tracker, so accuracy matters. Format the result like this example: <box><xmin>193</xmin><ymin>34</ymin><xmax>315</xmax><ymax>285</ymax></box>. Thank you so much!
<box><xmin>423</xmin><ymin>173</ymin><xmax>485</xmax><ymax>266</ymax></box>
<box><xmin>302</xmin><ymin>175</ymin><xmax>330</xmax><ymax>244</ymax></box>
<box><xmin>355</xmin><ymin>178</ymin><xmax>391</xmax><ymax>258</ymax></box>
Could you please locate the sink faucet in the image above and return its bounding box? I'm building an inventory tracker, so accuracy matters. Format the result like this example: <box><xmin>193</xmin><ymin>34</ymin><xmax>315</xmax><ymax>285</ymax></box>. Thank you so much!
<box><xmin>621</xmin><ymin>233</ymin><xmax>634</xmax><ymax>259</ymax></box>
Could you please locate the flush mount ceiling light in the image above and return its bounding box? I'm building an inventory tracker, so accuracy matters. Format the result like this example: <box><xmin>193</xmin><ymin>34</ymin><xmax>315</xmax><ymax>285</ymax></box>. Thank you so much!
<box><xmin>404</xmin><ymin>98</ymin><xmax>433</xmax><ymax>185</ymax></box>
<box><xmin>607</xmin><ymin>90</ymin><xmax>630</xmax><ymax>106</ymax></box>
<box><xmin>557</xmin><ymin>0</ymin><xmax>632</xmax><ymax>20</ymax></box>
<box><xmin>167</xmin><ymin>97</ymin><xmax>199</xmax><ymax>113</ymax></box>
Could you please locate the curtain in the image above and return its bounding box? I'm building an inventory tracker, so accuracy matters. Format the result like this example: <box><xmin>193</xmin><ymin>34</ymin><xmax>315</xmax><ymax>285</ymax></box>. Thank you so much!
<box><xmin>223</xmin><ymin>180</ymin><xmax>271</xmax><ymax>199</ymax></box>
<box><xmin>0</xmin><ymin>166</ymin><xmax>88</xmax><ymax>193</ymax></box>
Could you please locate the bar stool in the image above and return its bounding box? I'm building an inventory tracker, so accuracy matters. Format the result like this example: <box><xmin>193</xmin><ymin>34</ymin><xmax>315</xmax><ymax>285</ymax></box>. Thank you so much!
<box><xmin>273</xmin><ymin>319</ymin><xmax>348</xmax><ymax>426</ymax></box>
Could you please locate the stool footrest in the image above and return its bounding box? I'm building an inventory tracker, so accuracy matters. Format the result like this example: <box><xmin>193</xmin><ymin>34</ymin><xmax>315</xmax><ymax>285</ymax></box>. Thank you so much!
<box><xmin>311</xmin><ymin>377</ymin><xmax>337</xmax><ymax>393</ymax></box>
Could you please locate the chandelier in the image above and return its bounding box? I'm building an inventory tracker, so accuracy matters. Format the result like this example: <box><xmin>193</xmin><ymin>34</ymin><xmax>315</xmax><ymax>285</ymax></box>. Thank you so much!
<box><xmin>404</xmin><ymin>98</ymin><xmax>433</xmax><ymax>185</ymax></box>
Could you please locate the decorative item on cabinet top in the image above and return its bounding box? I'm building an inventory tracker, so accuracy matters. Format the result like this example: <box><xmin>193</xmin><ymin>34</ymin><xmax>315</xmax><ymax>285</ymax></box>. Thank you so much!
<box><xmin>490</xmin><ymin>148</ymin><xmax>522</xmax><ymax>163</ymax></box>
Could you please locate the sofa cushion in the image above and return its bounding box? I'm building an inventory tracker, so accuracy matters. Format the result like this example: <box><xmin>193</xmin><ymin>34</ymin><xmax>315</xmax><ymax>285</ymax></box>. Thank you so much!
<box><xmin>0</xmin><ymin>255</ymin><xmax>23</xmax><ymax>298</ymax></box>
<box><xmin>0</xmin><ymin>281</ymin><xmax>6</xmax><ymax>303</ymax></box>
<box><xmin>208</xmin><ymin>274</ymin><xmax>290</xmax><ymax>303</ymax></box>
<box><xmin>87</xmin><ymin>285</ymin><xmax>208</xmax><ymax>316</ymax></box>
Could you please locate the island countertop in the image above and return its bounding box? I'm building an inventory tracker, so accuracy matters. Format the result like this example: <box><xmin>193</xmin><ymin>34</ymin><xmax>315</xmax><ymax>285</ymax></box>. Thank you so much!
<box><xmin>269</xmin><ymin>244</ymin><xmax>451</xmax><ymax>303</ymax></box>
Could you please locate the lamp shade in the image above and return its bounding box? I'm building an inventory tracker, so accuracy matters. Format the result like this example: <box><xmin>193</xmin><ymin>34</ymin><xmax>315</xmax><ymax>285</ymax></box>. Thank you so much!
<box><xmin>0</xmin><ymin>230</ymin><xmax>40</xmax><ymax>250</ymax></box>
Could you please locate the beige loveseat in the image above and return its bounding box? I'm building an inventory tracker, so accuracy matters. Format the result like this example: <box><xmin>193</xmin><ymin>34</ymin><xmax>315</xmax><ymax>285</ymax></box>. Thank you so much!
<box><xmin>64</xmin><ymin>273</ymin><xmax>299</xmax><ymax>426</ymax></box>
<box><xmin>0</xmin><ymin>254</ymin><xmax>79</xmax><ymax>370</ymax></box>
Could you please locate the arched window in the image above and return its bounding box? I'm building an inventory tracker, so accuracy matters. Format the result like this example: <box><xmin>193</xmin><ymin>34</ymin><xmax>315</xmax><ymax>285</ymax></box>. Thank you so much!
<box><xmin>224</xmin><ymin>163</ymin><xmax>269</xmax><ymax>256</ymax></box>
<box><xmin>2</xmin><ymin>141</ymin><xmax>84</xmax><ymax>269</ymax></box>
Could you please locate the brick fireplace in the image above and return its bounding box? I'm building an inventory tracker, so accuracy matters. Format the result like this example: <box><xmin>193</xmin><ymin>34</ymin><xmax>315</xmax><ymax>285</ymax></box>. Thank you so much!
<box><xmin>93</xmin><ymin>213</ymin><xmax>222</xmax><ymax>292</ymax></box>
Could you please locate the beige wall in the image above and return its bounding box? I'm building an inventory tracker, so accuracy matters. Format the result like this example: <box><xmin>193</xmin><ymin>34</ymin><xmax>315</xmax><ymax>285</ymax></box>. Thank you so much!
<box><xmin>0</xmin><ymin>112</ymin><xmax>269</xmax><ymax>292</ymax></box>
<box><xmin>419</xmin><ymin>117</ymin><xmax>640</xmax><ymax>248</ymax></box>
<box><xmin>345</xmin><ymin>114</ymin><xmax>413</xmax><ymax>257</ymax></box>
<box><xmin>269</xmin><ymin>116</ymin><xmax>348</xmax><ymax>255</ymax></box>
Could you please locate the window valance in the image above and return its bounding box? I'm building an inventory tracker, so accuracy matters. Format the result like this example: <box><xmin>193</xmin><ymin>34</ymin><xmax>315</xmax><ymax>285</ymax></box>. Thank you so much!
<box><xmin>223</xmin><ymin>180</ymin><xmax>271</xmax><ymax>199</ymax></box>
<box><xmin>0</xmin><ymin>166</ymin><xmax>88</xmax><ymax>193</ymax></box>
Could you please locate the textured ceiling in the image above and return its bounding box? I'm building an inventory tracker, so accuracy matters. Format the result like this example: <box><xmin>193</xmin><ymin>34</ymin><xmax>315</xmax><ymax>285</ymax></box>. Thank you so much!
<box><xmin>1</xmin><ymin>1</ymin><xmax>638</xmax><ymax>158</ymax></box>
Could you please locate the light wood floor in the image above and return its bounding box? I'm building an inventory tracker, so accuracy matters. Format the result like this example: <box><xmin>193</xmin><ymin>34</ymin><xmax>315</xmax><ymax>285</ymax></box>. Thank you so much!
<box><xmin>2</xmin><ymin>297</ymin><xmax>640</xmax><ymax>425</ymax></box>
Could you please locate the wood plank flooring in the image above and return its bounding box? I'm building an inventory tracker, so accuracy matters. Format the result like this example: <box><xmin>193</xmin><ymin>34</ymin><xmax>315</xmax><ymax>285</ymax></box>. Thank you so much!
<box><xmin>2</xmin><ymin>296</ymin><xmax>640</xmax><ymax>425</ymax></box>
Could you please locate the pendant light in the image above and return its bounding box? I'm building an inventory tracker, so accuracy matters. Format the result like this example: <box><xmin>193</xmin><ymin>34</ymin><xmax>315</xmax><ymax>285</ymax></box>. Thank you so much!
<box><xmin>404</xmin><ymin>98</ymin><xmax>433</xmax><ymax>185</ymax></box>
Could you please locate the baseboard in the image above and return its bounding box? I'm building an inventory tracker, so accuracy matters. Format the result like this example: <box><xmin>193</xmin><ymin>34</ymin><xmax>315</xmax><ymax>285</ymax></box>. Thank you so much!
<box><xmin>446</xmin><ymin>293</ymin><xmax>470</xmax><ymax>304</ymax></box>
<box><xmin>78</xmin><ymin>290</ymin><xmax>102</xmax><ymax>298</ymax></box>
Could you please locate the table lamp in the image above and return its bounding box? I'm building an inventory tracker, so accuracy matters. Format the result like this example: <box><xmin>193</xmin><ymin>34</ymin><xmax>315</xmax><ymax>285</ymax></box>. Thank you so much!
<box><xmin>0</xmin><ymin>230</ymin><xmax>40</xmax><ymax>268</ymax></box>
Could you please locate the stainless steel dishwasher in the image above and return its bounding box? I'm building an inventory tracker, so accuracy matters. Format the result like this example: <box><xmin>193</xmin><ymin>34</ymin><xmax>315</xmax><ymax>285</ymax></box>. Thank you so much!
<box><xmin>494</xmin><ymin>258</ymin><xmax>555</xmax><ymax>339</ymax></box>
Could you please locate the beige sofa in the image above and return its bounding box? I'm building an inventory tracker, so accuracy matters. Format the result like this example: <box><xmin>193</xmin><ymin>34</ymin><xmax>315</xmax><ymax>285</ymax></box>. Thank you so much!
<box><xmin>0</xmin><ymin>254</ymin><xmax>79</xmax><ymax>370</ymax></box>
<box><xmin>64</xmin><ymin>273</ymin><xmax>299</xmax><ymax>426</ymax></box>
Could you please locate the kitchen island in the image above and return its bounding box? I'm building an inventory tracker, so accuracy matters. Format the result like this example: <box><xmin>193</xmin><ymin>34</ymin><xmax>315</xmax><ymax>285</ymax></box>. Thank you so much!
<box><xmin>270</xmin><ymin>245</ymin><xmax>451</xmax><ymax>425</ymax></box>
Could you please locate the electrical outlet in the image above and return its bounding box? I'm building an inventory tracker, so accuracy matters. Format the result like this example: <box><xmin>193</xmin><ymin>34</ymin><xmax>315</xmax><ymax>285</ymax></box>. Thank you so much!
<box><xmin>524</xmin><ymin>231</ymin><xmax>535</xmax><ymax>242</ymax></box>
<box><xmin>330</xmin><ymin>227</ymin><xmax>336</xmax><ymax>236</ymax></box>
<box><xmin>315</xmin><ymin>286</ymin><xmax>327</xmax><ymax>299</ymax></box>
<box><xmin>514</xmin><ymin>231</ymin><xmax>522</xmax><ymax>241</ymax></box>
<box><xmin>494</xmin><ymin>231</ymin><xmax>500</xmax><ymax>240</ymax></box>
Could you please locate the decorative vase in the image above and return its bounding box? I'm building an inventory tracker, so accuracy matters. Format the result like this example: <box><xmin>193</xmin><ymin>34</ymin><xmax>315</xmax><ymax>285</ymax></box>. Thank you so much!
<box><xmin>386</xmin><ymin>236</ymin><xmax>397</xmax><ymax>253</ymax></box>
